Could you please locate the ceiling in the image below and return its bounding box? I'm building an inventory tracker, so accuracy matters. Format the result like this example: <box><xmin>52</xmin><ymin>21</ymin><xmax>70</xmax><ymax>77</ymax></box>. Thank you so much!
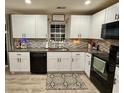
<box><xmin>5</xmin><ymin>0</ymin><xmax>119</xmax><ymax>14</ymax></box>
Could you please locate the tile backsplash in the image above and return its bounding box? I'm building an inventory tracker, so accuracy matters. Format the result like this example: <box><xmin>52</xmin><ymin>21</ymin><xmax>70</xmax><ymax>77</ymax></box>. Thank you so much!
<box><xmin>13</xmin><ymin>38</ymin><xmax>119</xmax><ymax>53</ymax></box>
<box><xmin>92</xmin><ymin>39</ymin><xmax>119</xmax><ymax>53</ymax></box>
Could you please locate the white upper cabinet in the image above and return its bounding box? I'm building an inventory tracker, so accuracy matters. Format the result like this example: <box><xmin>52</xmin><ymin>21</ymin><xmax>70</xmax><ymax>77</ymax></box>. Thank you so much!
<box><xmin>91</xmin><ymin>9</ymin><xmax>106</xmax><ymax>39</ymax></box>
<box><xmin>70</xmin><ymin>15</ymin><xmax>91</xmax><ymax>38</ymax></box>
<box><xmin>11</xmin><ymin>15</ymin><xmax>48</xmax><ymax>38</ymax></box>
<box><xmin>105</xmin><ymin>3</ymin><xmax>119</xmax><ymax>23</ymax></box>
<box><xmin>35</xmin><ymin>15</ymin><xmax>48</xmax><ymax>38</ymax></box>
<box><xmin>11</xmin><ymin>15</ymin><xmax>36</xmax><ymax>38</ymax></box>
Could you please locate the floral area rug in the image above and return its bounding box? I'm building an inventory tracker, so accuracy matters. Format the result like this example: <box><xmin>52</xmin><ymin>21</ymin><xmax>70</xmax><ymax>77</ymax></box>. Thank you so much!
<box><xmin>46</xmin><ymin>73</ymin><xmax>88</xmax><ymax>90</ymax></box>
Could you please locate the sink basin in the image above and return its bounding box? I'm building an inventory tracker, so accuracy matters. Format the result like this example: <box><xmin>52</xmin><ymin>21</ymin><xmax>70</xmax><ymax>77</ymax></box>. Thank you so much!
<box><xmin>48</xmin><ymin>48</ymin><xmax>69</xmax><ymax>51</ymax></box>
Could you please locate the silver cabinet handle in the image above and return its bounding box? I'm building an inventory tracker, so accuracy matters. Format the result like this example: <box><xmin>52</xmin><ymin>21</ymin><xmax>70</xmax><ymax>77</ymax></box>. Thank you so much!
<box><xmin>17</xmin><ymin>58</ymin><xmax>19</xmax><ymax>62</ymax></box>
<box><xmin>76</xmin><ymin>54</ymin><xmax>80</xmax><ymax>55</ymax></box>
<box><xmin>72</xmin><ymin>58</ymin><xmax>74</xmax><ymax>62</ymax></box>
<box><xmin>22</xmin><ymin>33</ymin><xmax>26</xmax><ymax>38</ymax></box>
<box><xmin>60</xmin><ymin>58</ymin><xmax>61</xmax><ymax>62</ymax></box>
<box><xmin>87</xmin><ymin>55</ymin><xmax>90</xmax><ymax>57</ymax></box>
<box><xmin>20</xmin><ymin>58</ymin><xmax>21</xmax><ymax>62</ymax></box>
<box><xmin>80</xmin><ymin>34</ymin><xmax>82</xmax><ymax>38</ymax></box>
<box><xmin>115</xmin><ymin>14</ymin><xmax>119</xmax><ymax>20</ymax></box>
<box><xmin>57</xmin><ymin>58</ymin><xmax>59</xmax><ymax>62</ymax></box>
<box><xmin>46</xmin><ymin>34</ymin><xmax>48</xmax><ymax>38</ymax></box>
<box><xmin>17</xmin><ymin>54</ymin><xmax>21</xmax><ymax>55</ymax></box>
<box><xmin>88</xmin><ymin>61</ymin><xmax>91</xmax><ymax>65</ymax></box>
<box><xmin>22</xmin><ymin>34</ymin><xmax>24</xmax><ymax>38</ymax></box>
<box><xmin>113</xmin><ymin>78</ymin><xmax>116</xmax><ymax>84</ymax></box>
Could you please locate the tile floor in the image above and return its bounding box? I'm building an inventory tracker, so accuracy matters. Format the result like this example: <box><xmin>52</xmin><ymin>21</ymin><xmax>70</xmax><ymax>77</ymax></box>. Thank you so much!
<box><xmin>5</xmin><ymin>69</ymin><xmax>100</xmax><ymax>93</ymax></box>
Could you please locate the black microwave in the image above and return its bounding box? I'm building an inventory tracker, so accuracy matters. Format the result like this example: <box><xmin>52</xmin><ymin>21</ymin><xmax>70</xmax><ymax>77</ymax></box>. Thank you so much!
<box><xmin>101</xmin><ymin>21</ymin><xmax>119</xmax><ymax>39</ymax></box>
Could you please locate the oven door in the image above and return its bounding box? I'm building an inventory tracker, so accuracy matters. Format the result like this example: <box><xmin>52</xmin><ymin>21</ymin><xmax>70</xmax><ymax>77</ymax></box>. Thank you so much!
<box><xmin>92</xmin><ymin>56</ymin><xmax>108</xmax><ymax>80</ymax></box>
<box><xmin>90</xmin><ymin>56</ymin><xmax>112</xmax><ymax>93</ymax></box>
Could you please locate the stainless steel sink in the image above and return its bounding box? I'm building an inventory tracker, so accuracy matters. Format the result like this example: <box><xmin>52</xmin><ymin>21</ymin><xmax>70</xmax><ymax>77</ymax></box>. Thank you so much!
<box><xmin>48</xmin><ymin>48</ymin><xmax>69</xmax><ymax>51</ymax></box>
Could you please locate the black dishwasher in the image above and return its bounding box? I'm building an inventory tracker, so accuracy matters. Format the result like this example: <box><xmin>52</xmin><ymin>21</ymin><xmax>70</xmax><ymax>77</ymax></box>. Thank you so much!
<box><xmin>30</xmin><ymin>52</ymin><xmax>47</xmax><ymax>74</ymax></box>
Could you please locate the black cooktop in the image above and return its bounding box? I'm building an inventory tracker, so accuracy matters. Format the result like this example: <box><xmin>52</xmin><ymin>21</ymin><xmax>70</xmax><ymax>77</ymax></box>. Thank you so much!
<box><xmin>92</xmin><ymin>52</ymin><xmax>109</xmax><ymax>62</ymax></box>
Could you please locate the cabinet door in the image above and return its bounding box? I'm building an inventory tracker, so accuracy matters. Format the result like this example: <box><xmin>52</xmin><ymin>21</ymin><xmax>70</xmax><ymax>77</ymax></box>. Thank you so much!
<box><xmin>79</xmin><ymin>16</ymin><xmax>91</xmax><ymax>38</ymax></box>
<box><xmin>9</xmin><ymin>57</ymin><xmax>20</xmax><ymax>72</ymax></box>
<box><xmin>47</xmin><ymin>52</ymin><xmax>59</xmax><ymax>71</ymax></box>
<box><xmin>9</xmin><ymin>52</ymin><xmax>21</xmax><ymax>72</ymax></box>
<box><xmin>47</xmin><ymin>57</ymin><xmax>58</xmax><ymax>71</ymax></box>
<box><xmin>113</xmin><ymin>67</ymin><xmax>119</xmax><ymax>93</ymax></box>
<box><xmin>59</xmin><ymin>57</ymin><xmax>71</xmax><ymax>71</ymax></box>
<box><xmin>70</xmin><ymin>15</ymin><xmax>80</xmax><ymax>38</ymax></box>
<box><xmin>58</xmin><ymin>52</ymin><xmax>71</xmax><ymax>71</ymax></box>
<box><xmin>35</xmin><ymin>15</ymin><xmax>48</xmax><ymax>38</ymax></box>
<box><xmin>9</xmin><ymin>52</ymin><xmax>30</xmax><ymax>72</ymax></box>
<box><xmin>47</xmin><ymin>52</ymin><xmax>71</xmax><ymax>71</ymax></box>
<box><xmin>11</xmin><ymin>15</ymin><xmax>35</xmax><ymax>38</ymax></box>
<box><xmin>105</xmin><ymin>3</ymin><xmax>119</xmax><ymax>23</ymax></box>
<box><xmin>20</xmin><ymin>55</ymin><xmax>30</xmax><ymax>72</ymax></box>
<box><xmin>91</xmin><ymin>9</ymin><xmax>106</xmax><ymax>39</ymax></box>
<box><xmin>70</xmin><ymin>15</ymin><xmax>91</xmax><ymax>38</ymax></box>
<box><xmin>85</xmin><ymin>53</ymin><xmax>92</xmax><ymax>77</ymax></box>
<box><xmin>71</xmin><ymin>52</ymin><xmax>85</xmax><ymax>71</ymax></box>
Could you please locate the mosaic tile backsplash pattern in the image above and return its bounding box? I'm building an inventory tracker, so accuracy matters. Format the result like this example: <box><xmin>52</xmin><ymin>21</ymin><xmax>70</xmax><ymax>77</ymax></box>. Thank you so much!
<box><xmin>14</xmin><ymin>39</ymin><xmax>118</xmax><ymax>53</ymax></box>
<box><xmin>93</xmin><ymin>39</ymin><xmax>119</xmax><ymax>53</ymax></box>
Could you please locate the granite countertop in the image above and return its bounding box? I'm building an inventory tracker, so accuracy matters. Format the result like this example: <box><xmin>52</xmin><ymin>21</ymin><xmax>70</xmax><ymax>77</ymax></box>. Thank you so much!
<box><xmin>10</xmin><ymin>48</ymin><xmax>102</xmax><ymax>53</ymax></box>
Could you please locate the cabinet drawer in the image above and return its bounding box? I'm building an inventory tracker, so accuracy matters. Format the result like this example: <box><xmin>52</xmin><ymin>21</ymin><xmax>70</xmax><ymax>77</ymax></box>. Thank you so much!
<box><xmin>71</xmin><ymin>52</ymin><xmax>84</xmax><ymax>57</ymax></box>
<box><xmin>9</xmin><ymin>52</ymin><xmax>30</xmax><ymax>58</ymax></box>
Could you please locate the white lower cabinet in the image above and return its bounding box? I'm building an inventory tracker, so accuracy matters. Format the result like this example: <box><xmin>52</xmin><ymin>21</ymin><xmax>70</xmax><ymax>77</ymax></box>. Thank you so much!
<box><xmin>47</xmin><ymin>57</ymin><xmax>58</xmax><ymax>71</ymax></box>
<box><xmin>71</xmin><ymin>52</ymin><xmax>85</xmax><ymax>71</ymax></box>
<box><xmin>47</xmin><ymin>52</ymin><xmax>85</xmax><ymax>71</ymax></box>
<box><xmin>47</xmin><ymin>52</ymin><xmax>72</xmax><ymax>71</ymax></box>
<box><xmin>9</xmin><ymin>52</ymin><xmax>30</xmax><ymax>72</ymax></box>
<box><xmin>85</xmin><ymin>53</ymin><xmax>92</xmax><ymax>77</ymax></box>
<box><xmin>113</xmin><ymin>67</ymin><xmax>119</xmax><ymax>93</ymax></box>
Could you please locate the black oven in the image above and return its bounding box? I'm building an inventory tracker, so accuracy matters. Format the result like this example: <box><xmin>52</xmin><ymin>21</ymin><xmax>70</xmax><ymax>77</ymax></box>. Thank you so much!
<box><xmin>90</xmin><ymin>44</ymin><xmax>119</xmax><ymax>93</ymax></box>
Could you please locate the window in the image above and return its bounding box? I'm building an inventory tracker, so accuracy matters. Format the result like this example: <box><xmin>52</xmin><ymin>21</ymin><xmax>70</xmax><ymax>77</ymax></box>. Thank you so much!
<box><xmin>50</xmin><ymin>24</ymin><xmax>65</xmax><ymax>41</ymax></box>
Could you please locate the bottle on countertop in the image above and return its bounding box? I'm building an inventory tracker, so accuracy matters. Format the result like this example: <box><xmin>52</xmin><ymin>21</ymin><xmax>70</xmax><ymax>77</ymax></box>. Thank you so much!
<box><xmin>45</xmin><ymin>42</ymin><xmax>48</xmax><ymax>48</ymax></box>
<box><xmin>97</xmin><ymin>45</ymin><xmax>100</xmax><ymax>51</ymax></box>
<box><xmin>88</xmin><ymin>43</ymin><xmax>91</xmax><ymax>49</ymax></box>
<box><xmin>88</xmin><ymin>40</ymin><xmax>92</xmax><ymax>50</ymax></box>
<box><xmin>92</xmin><ymin>42</ymin><xmax>96</xmax><ymax>49</ymax></box>
<box><xmin>15</xmin><ymin>39</ymin><xmax>21</xmax><ymax>49</ymax></box>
